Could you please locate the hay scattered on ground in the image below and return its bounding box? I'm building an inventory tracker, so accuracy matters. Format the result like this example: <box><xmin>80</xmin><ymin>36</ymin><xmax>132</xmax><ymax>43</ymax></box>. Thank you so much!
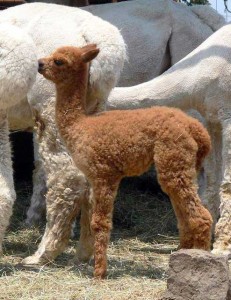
<box><xmin>1</xmin><ymin>172</ymin><xmax>179</xmax><ymax>300</ymax></box>
<box><xmin>1</xmin><ymin>230</ymin><xmax>177</xmax><ymax>300</ymax></box>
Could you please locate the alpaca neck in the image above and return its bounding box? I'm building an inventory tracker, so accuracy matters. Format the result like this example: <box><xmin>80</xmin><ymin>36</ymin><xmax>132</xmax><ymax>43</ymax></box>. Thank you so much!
<box><xmin>55</xmin><ymin>69</ymin><xmax>88</xmax><ymax>138</ymax></box>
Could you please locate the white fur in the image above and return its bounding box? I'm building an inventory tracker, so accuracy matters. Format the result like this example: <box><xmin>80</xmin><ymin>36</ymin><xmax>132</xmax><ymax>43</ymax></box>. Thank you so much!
<box><xmin>84</xmin><ymin>0</ymin><xmax>225</xmax><ymax>86</ymax></box>
<box><xmin>2</xmin><ymin>0</ymin><xmax>225</xmax><ymax>123</ymax></box>
<box><xmin>0</xmin><ymin>24</ymin><xmax>37</xmax><ymax>109</ymax></box>
<box><xmin>0</xmin><ymin>24</ymin><xmax>37</xmax><ymax>254</ymax></box>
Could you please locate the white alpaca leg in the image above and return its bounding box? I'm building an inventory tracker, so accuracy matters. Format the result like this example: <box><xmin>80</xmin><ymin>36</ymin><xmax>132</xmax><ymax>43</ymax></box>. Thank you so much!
<box><xmin>22</xmin><ymin>104</ymin><xmax>89</xmax><ymax>264</ymax></box>
<box><xmin>0</xmin><ymin>112</ymin><xmax>16</xmax><ymax>255</ymax></box>
<box><xmin>74</xmin><ymin>187</ymin><xmax>94</xmax><ymax>263</ymax></box>
<box><xmin>185</xmin><ymin>111</ymin><xmax>220</xmax><ymax>220</ymax></box>
<box><xmin>212</xmin><ymin>118</ymin><xmax>231</xmax><ymax>256</ymax></box>
<box><xmin>200</xmin><ymin>122</ymin><xmax>222</xmax><ymax>222</ymax></box>
<box><xmin>22</xmin><ymin>168</ymin><xmax>88</xmax><ymax>264</ymax></box>
<box><xmin>25</xmin><ymin>160</ymin><xmax>46</xmax><ymax>226</ymax></box>
<box><xmin>25</xmin><ymin>135</ymin><xmax>46</xmax><ymax>226</ymax></box>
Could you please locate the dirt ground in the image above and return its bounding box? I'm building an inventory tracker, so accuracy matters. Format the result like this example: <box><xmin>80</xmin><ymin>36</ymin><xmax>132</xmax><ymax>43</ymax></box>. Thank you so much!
<box><xmin>0</xmin><ymin>173</ymin><xmax>179</xmax><ymax>300</ymax></box>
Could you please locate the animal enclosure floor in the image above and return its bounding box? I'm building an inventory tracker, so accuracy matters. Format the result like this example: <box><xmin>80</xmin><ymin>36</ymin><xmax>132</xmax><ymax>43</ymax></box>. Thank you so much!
<box><xmin>0</xmin><ymin>228</ymin><xmax>178</xmax><ymax>300</ymax></box>
<box><xmin>0</xmin><ymin>177</ymin><xmax>178</xmax><ymax>299</ymax></box>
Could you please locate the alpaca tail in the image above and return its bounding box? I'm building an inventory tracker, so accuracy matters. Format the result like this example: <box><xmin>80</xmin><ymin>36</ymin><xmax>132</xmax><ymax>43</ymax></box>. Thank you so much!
<box><xmin>189</xmin><ymin>120</ymin><xmax>211</xmax><ymax>172</ymax></box>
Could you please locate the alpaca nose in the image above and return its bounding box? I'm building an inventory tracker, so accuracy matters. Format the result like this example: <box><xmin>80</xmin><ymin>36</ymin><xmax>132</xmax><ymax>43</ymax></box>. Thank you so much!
<box><xmin>38</xmin><ymin>60</ymin><xmax>45</xmax><ymax>73</ymax></box>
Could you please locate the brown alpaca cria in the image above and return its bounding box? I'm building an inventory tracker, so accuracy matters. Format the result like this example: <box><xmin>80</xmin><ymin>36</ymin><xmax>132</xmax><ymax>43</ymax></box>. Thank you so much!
<box><xmin>38</xmin><ymin>44</ymin><xmax>213</xmax><ymax>279</ymax></box>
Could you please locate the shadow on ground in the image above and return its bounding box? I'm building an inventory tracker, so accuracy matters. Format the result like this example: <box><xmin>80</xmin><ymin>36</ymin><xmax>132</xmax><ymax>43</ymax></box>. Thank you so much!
<box><xmin>1</xmin><ymin>158</ymin><xmax>178</xmax><ymax>282</ymax></box>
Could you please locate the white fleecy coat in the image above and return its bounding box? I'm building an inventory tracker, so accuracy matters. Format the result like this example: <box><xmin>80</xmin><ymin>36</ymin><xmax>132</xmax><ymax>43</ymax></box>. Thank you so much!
<box><xmin>0</xmin><ymin>24</ymin><xmax>37</xmax><ymax>254</ymax></box>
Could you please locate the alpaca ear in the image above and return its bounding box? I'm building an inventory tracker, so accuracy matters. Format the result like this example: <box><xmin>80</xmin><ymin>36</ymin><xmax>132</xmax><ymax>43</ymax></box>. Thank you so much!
<box><xmin>81</xmin><ymin>45</ymin><xmax>100</xmax><ymax>63</ymax></box>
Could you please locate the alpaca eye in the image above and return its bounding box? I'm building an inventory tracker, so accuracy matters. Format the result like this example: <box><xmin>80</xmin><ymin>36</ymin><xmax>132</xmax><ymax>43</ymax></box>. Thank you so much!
<box><xmin>54</xmin><ymin>59</ymin><xmax>64</xmax><ymax>66</ymax></box>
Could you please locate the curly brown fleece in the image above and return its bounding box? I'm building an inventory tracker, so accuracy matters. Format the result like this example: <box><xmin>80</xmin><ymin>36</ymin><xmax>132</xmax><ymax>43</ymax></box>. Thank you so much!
<box><xmin>38</xmin><ymin>44</ymin><xmax>213</xmax><ymax>279</ymax></box>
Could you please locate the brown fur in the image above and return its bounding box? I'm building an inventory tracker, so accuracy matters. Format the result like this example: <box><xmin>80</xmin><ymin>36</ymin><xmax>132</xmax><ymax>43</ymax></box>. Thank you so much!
<box><xmin>38</xmin><ymin>45</ymin><xmax>213</xmax><ymax>279</ymax></box>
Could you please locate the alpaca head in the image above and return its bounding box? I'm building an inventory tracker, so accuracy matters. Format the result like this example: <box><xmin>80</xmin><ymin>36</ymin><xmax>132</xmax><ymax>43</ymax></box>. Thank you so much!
<box><xmin>38</xmin><ymin>44</ymin><xmax>100</xmax><ymax>84</ymax></box>
<box><xmin>0</xmin><ymin>24</ymin><xmax>38</xmax><ymax>109</ymax></box>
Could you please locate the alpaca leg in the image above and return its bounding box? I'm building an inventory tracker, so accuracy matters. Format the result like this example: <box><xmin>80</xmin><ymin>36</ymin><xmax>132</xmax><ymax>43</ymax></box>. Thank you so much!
<box><xmin>22</xmin><ymin>105</ymin><xmax>89</xmax><ymax>264</ymax></box>
<box><xmin>0</xmin><ymin>112</ymin><xmax>16</xmax><ymax>255</ymax></box>
<box><xmin>169</xmin><ymin>200</ymin><xmax>194</xmax><ymax>249</ymax></box>
<box><xmin>213</xmin><ymin>119</ymin><xmax>231</xmax><ymax>256</ymax></box>
<box><xmin>22</xmin><ymin>169</ymin><xmax>88</xmax><ymax>265</ymax></box>
<box><xmin>25</xmin><ymin>154</ymin><xmax>47</xmax><ymax>226</ymax></box>
<box><xmin>91</xmin><ymin>179</ymin><xmax>120</xmax><ymax>279</ymax></box>
<box><xmin>199</xmin><ymin>122</ymin><xmax>221</xmax><ymax>223</ymax></box>
<box><xmin>154</xmin><ymin>141</ymin><xmax>213</xmax><ymax>250</ymax></box>
<box><xmin>168</xmin><ymin>190</ymin><xmax>212</xmax><ymax>250</ymax></box>
<box><xmin>75</xmin><ymin>187</ymin><xmax>94</xmax><ymax>263</ymax></box>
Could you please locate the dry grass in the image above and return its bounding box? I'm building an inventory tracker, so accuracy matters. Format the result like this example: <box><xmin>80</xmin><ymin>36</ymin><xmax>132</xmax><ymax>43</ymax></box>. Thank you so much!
<box><xmin>1</xmin><ymin>232</ymin><xmax>177</xmax><ymax>300</ymax></box>
<box><xmin>0</xmin><ymin>171</ymin><xmax>179</xmax><ymax>300</ymax></box>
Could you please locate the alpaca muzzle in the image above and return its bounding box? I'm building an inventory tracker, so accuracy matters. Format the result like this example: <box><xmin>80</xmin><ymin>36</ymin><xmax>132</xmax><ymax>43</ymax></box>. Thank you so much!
<box><xmin>38</xmin><ymin>59</ymin><xmax>45</xmax><ymax>73</ymax></box>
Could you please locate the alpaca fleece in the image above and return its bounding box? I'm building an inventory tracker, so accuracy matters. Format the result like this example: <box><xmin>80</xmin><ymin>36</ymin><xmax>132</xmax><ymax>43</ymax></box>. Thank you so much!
<box><xmin>0</xmin><ymin>1</ymin><xmax>225</xmax><ymax>265</ymax></box>
<box><xmin>39</xmin><ymin>45</ymin><xmax>213</xmax><ymax>278</ymax></box>
<box><xmin>0</xmin><ymin>24</ymin><xmax>37</xmax><ymax>255</ymax></box>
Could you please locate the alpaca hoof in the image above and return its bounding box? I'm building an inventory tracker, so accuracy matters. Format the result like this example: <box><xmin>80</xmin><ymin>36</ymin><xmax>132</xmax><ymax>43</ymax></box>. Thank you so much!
<box><xmin>22</xmin><ymin>255</ymin><xmax>45</xmax><ymax>266</ymax></box>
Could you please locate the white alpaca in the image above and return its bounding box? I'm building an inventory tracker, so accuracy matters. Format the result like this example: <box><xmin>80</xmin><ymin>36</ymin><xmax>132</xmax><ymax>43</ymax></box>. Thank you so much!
<box><xmin>0</xmin><ymin>1</ymin><xmax>225</xmax><ymax>264</ymax></box>
<box><xmin>108</xmin><ymin>23</ymin><xmax>231</xmax><ymax>257</ymax></box>
<box><xmin>83</xmin><ymin>0</ymin><xmax>225</xmax><ymax>86</ymax></box>
<box><xmin>0</xmin><ymin>24</ymin><xmax>37</xmax><ymax>255</ymax></box>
